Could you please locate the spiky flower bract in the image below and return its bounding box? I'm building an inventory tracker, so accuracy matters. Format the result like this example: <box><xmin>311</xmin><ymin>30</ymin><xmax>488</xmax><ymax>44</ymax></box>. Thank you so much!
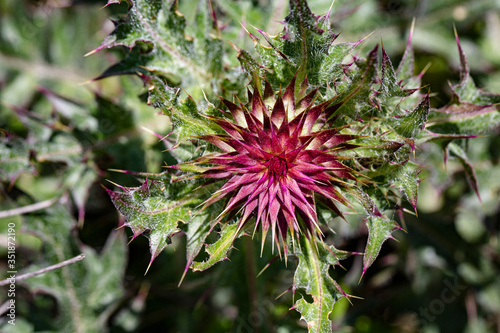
<box><xmin>173</xmin><ymin>77</ymin><xmax>359</xmax><ymax>255</ymax></box>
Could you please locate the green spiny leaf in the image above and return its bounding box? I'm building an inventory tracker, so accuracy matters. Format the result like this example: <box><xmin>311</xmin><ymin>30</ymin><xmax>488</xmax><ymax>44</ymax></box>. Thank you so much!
<box><xmin>453</xmin><ymin>33</ymin><xmax>500</xmax><ymax>105</ymax></box>
<box><xmin>192</xmin><ymin>221</ymin><xmax>242</xmax><ymax>271</ymax></box>
<box><xmin>318</xmin><ymin>41</ymin><xmax>360</xmax><ymax>86</ymax></box>
<box><xmin>425</xmin><ymin>36</ymin><xmax>500</xmax><ymax>136</ymax></box>
<box><xmin>331</xmin><ymin>45</ymin><xmax>379</xmax><ymax>124</ymax></box>
<box><xmin>378</xmin><ymin>47</ymin><xmax>418</xmax><ymax>107</ymax></box>
<box><xmin>236</xmin><ymin>48</ymin><xmax>265</xmax><ymax>78</ymax></box>
<box><xmin>21</xmin><ymin>206</ymin><xmax>127</xmax><ymax>333</ymax></box>
<box><xmin>352</xmin><ymin>187</ymin><xmax>383</xmax><ymax>217</ymax></box>
<box><xmin>96</xmin><ymin>0</ymin><xmax>224</xmax><ymax>100</ymax></box>
<box><xmin>427</xmin><ymin>103</ymin><xmax>500</xmax><ymax>136</ymax></box>
<box><xmin>146</xmin><ymin>75</ymin><xmax>217</xmax><ymax>142</ymax></box>
<box><xmin>244</xmin><ymin>0</ymin><xmax>340</xmax><ymax>88</ymax></box>
<box><xmin>396</xmin><ymin>27</ymin><xmax>415</xmax><ymax>84</ymax></box>
<box><xmin>107</xmin><ymin>178</ymin><xmax>201</xmax><ymax>263</ymax></box>
<box><xmin>182</xmin><ymin>212</ymin><xmax>213</xmax><ymax>277</ymax></box>
<box><xmin>283</xmin><ymin>0</ymin><xmax>336</xmax><ymax>83</ymax></box>
<box><xmin>293</xmin><ymin>237</ymin><xmax>352</xmax><ymax>333</ymax></box>
<box><xmin>0</xmin><ymin>134</ymin><xmax>35</xmax><ymax>183</ymax></box>
<box><xmin>193</xmin><ymin>0</ymin><xmax>223</xmax><ymax>76</ymax></box>
<box><xmin>448</xmin><ymin>142</ymin><xmax>481</xmax><ymax>200</ymax></box>
<box><xmin>362</xmin><ymin>215</ymin><xmax>401</xmax><ymax>276</ymax></box>
<box><xmin>391</xmin><ymin>161</ymin><xmax>420</xmax><ymax>211</ymax></box>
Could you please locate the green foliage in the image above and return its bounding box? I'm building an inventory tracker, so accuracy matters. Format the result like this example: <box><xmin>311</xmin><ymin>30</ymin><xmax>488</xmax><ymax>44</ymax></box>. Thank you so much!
<box><xmin>426</xmin><ymin>41</ymin><xmax>500</xmax><ymax>136</ymax></box>
<box><xmin>108</xmin><ymin>179</ymin><xmax>187</xmax><ymax>262</ymax></box>
<box><xmin>0</xmin><ymin>1</ymin><xmax>156</xmax><ymax>330</ymax></box>
<box><xmin>145</xmin><ymin>75</ymin><xmax>218</xmax><ymax>141</ymax></box>
<box><xmin>96</xmin><ymin>0</ymin><xmax>499</xmax><ymax>332</ymax></box>
<box><xmin>362</xmin><ymin>216</ymin><xmax>400</xmax><ymax>276</ymax></box>
<box><xmin>292</xmin><ymin>237</ymin><xmax>352</xmax><ymax>332</ymax></box>
<box><xmin>242</xmin><ymin>0</ymin><xmax>338</xmax><ymax>87</ymax></box>
<box><xmin>21</xmin><ymin>206</ymin><xmax>127</xmax><ymax>333</ymax></box>
<box><xmin>192</xmin><ymin>221</ymin><xmax>241</xmax><ymax>271</ymax></box>
<box><xmin>95</xmin><ymin>0</ymin><xmax>224</xmax><ymax>99</ymax></box>
<box><xmin>2</xmin><ymin>0</ymin><xmax>500</xmax><ymax>332</ymax></box>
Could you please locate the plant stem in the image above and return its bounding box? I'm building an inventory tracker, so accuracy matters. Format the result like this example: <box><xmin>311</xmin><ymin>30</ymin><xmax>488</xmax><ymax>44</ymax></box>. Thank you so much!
<box><xmin>0</xmin><ymin>197</ymin><xmax>60</xmax><ymax>219</ymax></box>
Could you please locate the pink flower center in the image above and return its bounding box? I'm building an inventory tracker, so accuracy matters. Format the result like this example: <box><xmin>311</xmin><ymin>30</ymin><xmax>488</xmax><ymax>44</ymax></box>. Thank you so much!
<box><xmin>268</xmin><ymin>156</ymin><xmax>288</xmax><ymax>179</ymax></box>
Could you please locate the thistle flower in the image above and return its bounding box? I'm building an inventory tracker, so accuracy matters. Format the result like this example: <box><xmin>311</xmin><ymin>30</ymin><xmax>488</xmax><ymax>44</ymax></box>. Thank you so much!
<box><xmin>174</xmin><ymin>77</ymin><xmax>358</xmax><ymax>255</ymax></box>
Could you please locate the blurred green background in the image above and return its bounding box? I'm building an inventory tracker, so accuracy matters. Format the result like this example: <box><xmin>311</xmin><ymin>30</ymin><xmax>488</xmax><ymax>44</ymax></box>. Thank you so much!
<box><xmin>0</xmin><ymin>0</ymin><xmax>499</xmax><ymax>332</ymax></box>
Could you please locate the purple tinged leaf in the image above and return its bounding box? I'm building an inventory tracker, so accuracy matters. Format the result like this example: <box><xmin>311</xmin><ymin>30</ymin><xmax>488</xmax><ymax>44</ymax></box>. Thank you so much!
<box><xmin>425</xmin><ymin>34</ymin><xmax>500</xmax><ymax>136</ymax></box>
<box><xmin>396</xmin><ymin>20</ymin><xmax>415</xmax><ymax>82</ymax></box>
<box><xmin>452</xmin><ymin>31</ymin><xmax>500</xmax><ymax>105</ymax></box>
<box><xmin>418</xmin><ymin>132</ymin><xmax>477</xmax><ymax>145</ymax></box>
<box><xmin>427</xmin><ymin>100</ymin><xmax>500</xmax><ymax>136</ymax></box>
<box><xmin>455</xmin><ymin>29</ymin><xmax>470</xmax><ymax>85</ymax></box>
<box><xmin>105</xmin><ymin>0</ymin><xmax>131</xmax><ymax>7</ymax></box>
<box><xmin>354</xmin><ymin>188</ymin><xmax>383</xmax><ymax>218</ymax></box>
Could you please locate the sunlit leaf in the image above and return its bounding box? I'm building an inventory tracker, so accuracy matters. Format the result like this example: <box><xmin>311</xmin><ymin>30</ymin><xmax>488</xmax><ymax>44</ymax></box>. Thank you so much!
<box><xmin>107</xmin><ymin>177</ymin><xmax>202</xmax><ymax>263</ymax></box>
<box><xmin>292</xmin><ymin>237</ymin><xmax>352</xmax><ymax>333</ymax></box>
<box><xmin>95</xmin><ymin>0</ymin><xmax>224</xmax><ymax>100</ymax></box>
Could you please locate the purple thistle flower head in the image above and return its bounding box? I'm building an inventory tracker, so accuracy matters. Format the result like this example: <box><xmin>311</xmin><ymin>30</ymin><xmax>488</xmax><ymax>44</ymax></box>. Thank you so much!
<box><xmin>174</xmin><ymin>77</ymin><xmax>358</xmax><ymax>255</ymax></box>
